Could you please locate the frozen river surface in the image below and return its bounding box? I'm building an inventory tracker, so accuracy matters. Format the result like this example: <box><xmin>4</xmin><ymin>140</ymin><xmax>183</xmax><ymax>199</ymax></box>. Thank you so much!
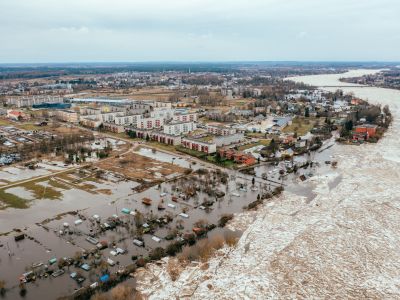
<box><xmin>135</xmin><ymin>70</ymin><xmax>400</xmax><ymax>299</ymax></box>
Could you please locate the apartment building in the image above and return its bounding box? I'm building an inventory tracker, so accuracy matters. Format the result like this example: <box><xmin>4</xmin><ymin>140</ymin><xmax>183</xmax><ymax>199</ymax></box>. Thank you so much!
<box><xmin>172</xmin><ymin>112</ymin><xmax>198</xmax><ymax>123</ymax></box>
<box><xmin>55</xmin><ymin>110</ymin><xmax>79</xmax><ymax>123</ymax></box>
<box><xmin>207</xmin><ymin>124</ymin><xmax>236</xmax><ymax>136</ymax></box>
<box><xmin>213</xmin><ymin>133</ymin><xmax>244</xmax><ymax>147</ymax></box>
<box><xmin>7</xmin><ymin>95</ymin><xmax>64</xmax><ymax>108</ymax></box>
<box><xmin>80</xmin><ymin>117</ymin><xmax>102</xmax><ymax>129</ymax></box>
<box><xmin>150</xmin><ymin>108</ymin><xmax>175</xmax><ymax>120</ymax></box>
<box><xmin>127</xmin><ymin>128</ymin><xmax>182</xmax><ymax>146</ymax></box>
<box><xmin>181</xmin><ymin>137</ymin><xmax>217</xmax><ymax>154</ymax></box>
<box><xmin>137</xmin><ymin>117</ymin><xmax>164</xmax><ymax>129</ymax></box>
<box><xmin>103</xmin><ymin>123</ymin><xmax>125</xmax><ymax>133</ymax></box>
<box><xmin>163</xmin><ymin>121</ymin><xmax>197</xmax><ymax>136</ymax></box>
<box><xmin>114</xmin><ymin>114</ymin><xmax>142</xmax><ymax>126</ymax></box>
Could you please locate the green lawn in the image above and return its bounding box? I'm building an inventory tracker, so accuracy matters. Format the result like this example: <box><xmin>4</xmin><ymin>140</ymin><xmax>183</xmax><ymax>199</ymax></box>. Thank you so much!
<box><xmin>207</xmin><ymin>155</ymin><xmax>236</xmax><ymax>168</ymax></box>
<box><xmin>176</xmin><ymin>146</ymin><xmax>207</xmax><ymax>158</ymax></box>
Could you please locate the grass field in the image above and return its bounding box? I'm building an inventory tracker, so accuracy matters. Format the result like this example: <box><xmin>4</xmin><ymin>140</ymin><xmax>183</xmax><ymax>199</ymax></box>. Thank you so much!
<box><xmin>237</xmin><ymin>139</ymin><xmax>270</xmax><ymax>151</ymax></box>
<box><xmin>283</xmin><ymin>117</ymin><xmax>317</xmax><ymax>136</ymax></box>
<box><xmin>0</xmin><ymin>189</ymin><xmax>28</xmax><ymax>209</ymax></box>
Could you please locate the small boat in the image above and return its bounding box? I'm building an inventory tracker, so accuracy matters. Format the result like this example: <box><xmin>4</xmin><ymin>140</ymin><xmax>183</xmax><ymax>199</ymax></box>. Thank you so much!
<box><xmin>231</xmin><ymin>192</ymin><xmax>240</xmax><ymax>197</ymax></box>
<box><xmin>167</xmin><ymin>203</ymin><xmax>176</xmax><ymax>208</ymax></box>
<box><xmin>179</xmin><ymin>213</ymin><xmax>189</xmax><ymax>218</ymax></box>
<box><xmin>142</xmin><ymin>198</ymin><xmax>152</xmax><ymax>205</ymax></box>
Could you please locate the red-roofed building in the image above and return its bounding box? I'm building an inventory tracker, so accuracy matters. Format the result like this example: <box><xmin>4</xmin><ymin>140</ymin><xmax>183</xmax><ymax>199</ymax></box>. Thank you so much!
<box><xmin>354</xmin><ymin>124</ymin><xmax>378</xmax><ymax>137</ymax></box>
<box><xmin>6</xmin><ymin>110</ymin><xmax>29</xmax><ymax>121</ymax></box>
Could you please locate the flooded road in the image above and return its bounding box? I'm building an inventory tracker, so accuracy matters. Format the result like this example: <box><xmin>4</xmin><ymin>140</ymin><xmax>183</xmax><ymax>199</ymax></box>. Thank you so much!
<box><xmin>135</xmin><ymin>70</ymin><xmax>400</xmax><ymax>299</ymax></box>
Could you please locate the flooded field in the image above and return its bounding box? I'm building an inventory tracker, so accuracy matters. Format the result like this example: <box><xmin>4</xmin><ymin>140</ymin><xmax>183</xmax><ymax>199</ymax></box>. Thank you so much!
<box><xmin>0</xmin><ymin>129</ymin><xmax>337</xmax><ymax>300</ymax></box>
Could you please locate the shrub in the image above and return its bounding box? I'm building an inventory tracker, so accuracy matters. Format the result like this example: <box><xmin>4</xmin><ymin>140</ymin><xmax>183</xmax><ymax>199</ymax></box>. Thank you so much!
<box><xmin>149</xmin><ymin>247</ymin><xmax>165</xmax><ymax>261</ymax></box>
<box><xmin>167</xmin><ymin>259</ymin><xmax>181</xmax><ymax>281</ymax></box>
<box><xmin>166</xmin><ymin>242</ymin><xmax>183</xmax><ymax>256</ymax></box>
<box><xmin>218</xmin><ymin>214</ymin><xmax>234</xmax><ymax>227</ymax></box>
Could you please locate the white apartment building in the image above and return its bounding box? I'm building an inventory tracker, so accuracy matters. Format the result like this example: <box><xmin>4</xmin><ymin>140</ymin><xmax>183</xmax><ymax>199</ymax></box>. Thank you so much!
<box><xmin>154</xmin><ymin>101</ymin><xmax>172</xmax><ymax>109</ymax></box>
<box><xmin>151</xmin><ymin>108</ymin><xmax>175</xmax><ymax>120</ymax></box>
<box><xmin>163</xmin><ymin>121</ymin><xmax>197</xmax><ymax>136</ymax></box>
<box><xmin>207</xmin><ymin>124</ymin><xmax>236</xmax><ymax>136</ymax></box>
<box><xmin>137</xmin><ymin>117</ymin><xmax>164</xmax><ymax>129</ymax></box>
<box><xmin>172</xmin><ymin>112</ymin><xmax>198</xmax><ymax>123</ymax></box>
<box><xmin>114</xmin><ymin>114</ymin><xmax>142</xmax><ymax>126</ymax></box>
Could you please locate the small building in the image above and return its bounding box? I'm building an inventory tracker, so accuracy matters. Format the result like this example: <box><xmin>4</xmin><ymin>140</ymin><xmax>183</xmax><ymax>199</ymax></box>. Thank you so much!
<box><xmin>6</xmin><ymin>110</ymin><xmax>29</xmax><ymax>121</ymax></box>
<box><xmin>354</xmin><ymin>124</ymin><xmax>378</xmax><ymax>137</ymax></box>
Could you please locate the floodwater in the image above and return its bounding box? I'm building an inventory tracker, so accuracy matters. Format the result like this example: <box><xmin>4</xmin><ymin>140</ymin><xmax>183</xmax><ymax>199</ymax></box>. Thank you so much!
<box><xmin>0</xmin><ymin>138</ymin><xmax>333</xmax><ymax>299</ymax></box>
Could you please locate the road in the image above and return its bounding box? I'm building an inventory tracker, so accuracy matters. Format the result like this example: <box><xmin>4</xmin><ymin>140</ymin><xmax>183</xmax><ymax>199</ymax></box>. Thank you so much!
<box><xmin>0</xmin><ymin>143</ymin><xmax>136</xmax><ymax>190</ymax></box>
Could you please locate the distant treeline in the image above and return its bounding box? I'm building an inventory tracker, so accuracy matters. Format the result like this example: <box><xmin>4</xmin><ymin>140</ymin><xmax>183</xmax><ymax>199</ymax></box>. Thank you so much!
<box><xmin>0</xmin><ymin>61</ymin><xmax>394</xmax><ymax>80</ymax></box>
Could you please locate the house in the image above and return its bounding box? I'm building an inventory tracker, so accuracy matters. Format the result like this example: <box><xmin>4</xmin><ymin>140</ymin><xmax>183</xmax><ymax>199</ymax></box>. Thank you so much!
<box><xmin>271</xmin><ymin>117</ymin><xmax>292</xmax><ymax>132</ymax></box>
<box><xmin>219</xmin><ymin>148</ymin><xmax>256</xmax><ymax>166</ymax></box>
<box><xmin>354</xmin><ymin>124</ymin><xmax>378</xmax><ymax>137</ymax></box>
<box><xmin>233</xmin><ymin>152</ymin><xmax>256</xmax><ymax>165</ymax></box>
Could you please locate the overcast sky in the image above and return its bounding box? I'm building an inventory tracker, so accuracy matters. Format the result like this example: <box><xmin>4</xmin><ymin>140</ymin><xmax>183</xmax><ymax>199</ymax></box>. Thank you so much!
<box><xmin>0</xmin><ymin>0</ymin><xmax>399</xmax><ymax>63</ymax></box>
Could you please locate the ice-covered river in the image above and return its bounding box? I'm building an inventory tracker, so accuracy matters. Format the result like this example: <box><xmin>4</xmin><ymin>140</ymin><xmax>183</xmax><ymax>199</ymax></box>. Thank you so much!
<box><xmin>136</xmin><ymin>70</ymin><xmax>400</xmax><ymax>299</ymax></box>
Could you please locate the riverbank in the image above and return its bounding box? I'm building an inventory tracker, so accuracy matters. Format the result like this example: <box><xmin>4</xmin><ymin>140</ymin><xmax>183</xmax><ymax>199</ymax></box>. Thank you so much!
<box><xmin>133</xmin><ymin>69</ymin><xmax>400</xmax><ymax>299</ymax></box>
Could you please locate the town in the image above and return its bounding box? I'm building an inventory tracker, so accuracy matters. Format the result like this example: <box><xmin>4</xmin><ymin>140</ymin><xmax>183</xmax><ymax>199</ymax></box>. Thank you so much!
<box><xmin>0</xmin><ymin>65</ymin><xmax>393</xmax><ymax>299</ymax></box>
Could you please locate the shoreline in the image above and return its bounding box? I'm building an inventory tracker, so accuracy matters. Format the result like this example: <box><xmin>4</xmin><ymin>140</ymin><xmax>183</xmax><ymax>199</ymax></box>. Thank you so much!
<box><xmin>133</xmin><ymin>69</ymin><xmax>400</xmax><ymax>299</ymax></box>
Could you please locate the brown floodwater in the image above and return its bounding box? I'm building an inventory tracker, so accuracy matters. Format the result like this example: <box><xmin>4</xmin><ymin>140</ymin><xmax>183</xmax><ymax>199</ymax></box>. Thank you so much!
<box><xmin>0</xmin><ymin>144</ymin><xmax>335</xmax><ymax>300</ymax></box>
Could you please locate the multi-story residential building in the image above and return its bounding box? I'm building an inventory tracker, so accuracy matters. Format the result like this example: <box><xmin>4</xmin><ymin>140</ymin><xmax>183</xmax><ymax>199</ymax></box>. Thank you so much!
<box><xmin>207</xmin><ymin>124</ymin><xmax>236</xmax><ymax>136</ymax></box>
<box><xmin>150</xmin><ymin>108</ymin><xmax>175</xmax><ymax>120</ymax></box>
<box><xmin>126</xmin><ymin>128</ymin><xmax>182</xmax><ymax>146</ymax></box>
<box><xmin>54</xmin><ymin>110</ymin><xmax>79</xmax><ymax>123</ymax></box>
<box><xmin>172</xmin><ymin>112</ymin><xmax>198</xmax><ymax>123</ymax></box>
<box><xmin>103</xmin><ymin>123</ymin><xmax>125</xmax><ymax>133</ymax></box>
<box><xmin>137</xmin><ymin>117</ymin><xmax>164</xmax><ymax>129</ymax></box>
<box><xmin>80</xmin><ymin>117</ymin><xmax>102</xmax><ymax>129</ymax></box>
<box><xmin>7</xmin><ymin>95</ymin><xmax>64</xmax><ymax>108</ymax></box>
<box><xmin>213</xmin><ymin>133</ymin><xmax>244</xmax><ymax>147</ymax></box>
<box><xmin>154</xmin><ymin>101</ymin><xmax>172</xmax><ymax>109</ymax></box>
<box><xmin>181</xmin><ymin>136</ymin><xmax>217</xmax><ymax>154</ymax></box>
<box><xmin>114</xmin><ymin>114</ymin><xmax>142</xmax><ymax>126</ymax></box>
<box><xmin>163</xmin><ymin>121</ymin><xmax>197</xmax><ymax>136</ymax></box>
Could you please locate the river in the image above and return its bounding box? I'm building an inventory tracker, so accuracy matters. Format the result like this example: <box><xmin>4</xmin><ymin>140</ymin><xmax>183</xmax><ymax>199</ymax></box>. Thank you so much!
<box><xmin>135</xmin><ymin>70</ymin><xmax>400</xmax><ymax>299</ymax></box>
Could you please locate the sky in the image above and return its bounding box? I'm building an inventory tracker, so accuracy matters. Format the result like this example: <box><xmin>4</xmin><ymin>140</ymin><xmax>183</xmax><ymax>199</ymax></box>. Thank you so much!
<box><xmin>0</xmin><ymin>0</ymin><xmax>399</xmax><ymax>63</ymax></box>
